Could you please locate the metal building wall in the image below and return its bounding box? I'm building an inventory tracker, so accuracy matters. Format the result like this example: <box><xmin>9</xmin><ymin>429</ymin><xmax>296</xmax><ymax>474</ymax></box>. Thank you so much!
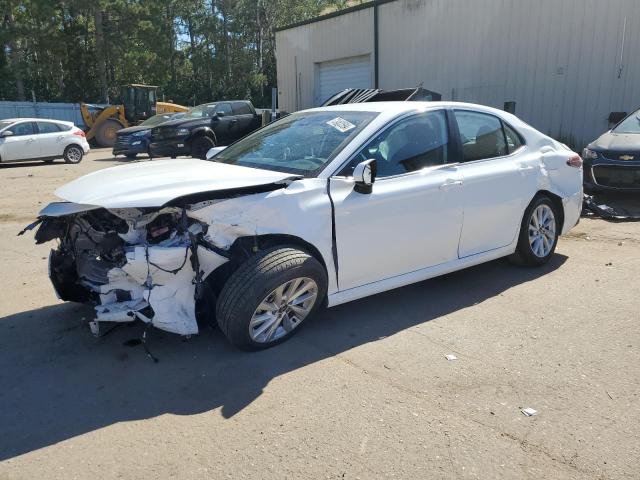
<box><xmin>275</xmin><ymin>0</ymin><xmax>640</xmax><ymax>148</ymax></box>
<box><xmin>275</xmin><ymin>7</ymin><xmax>374</xmax><ymax>112</ymax></box>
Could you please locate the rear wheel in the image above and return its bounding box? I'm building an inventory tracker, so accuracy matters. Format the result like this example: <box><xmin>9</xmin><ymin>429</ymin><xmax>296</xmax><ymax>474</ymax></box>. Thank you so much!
<box><xmin>63</xmin><ymin>145</ymin><xmax>84</xmax><ymax>164</ymax></box>
<box><xmin>510</xmin><ymin>195</ymin><xmax>559</xmax><ymax>266</ymax></box>
<box><xmin>95</xmin><ymin>119</ymin><xmax>122</xmax><ymax>148</ymax></box>
<box><xmin>215</xmin><ymin>247</ymin><xmax>327</xmax><ymax>351</ymax></box>
<box><xmin>191</xmin><ymin>136</ymin><xmax>215</xmax><ymax>160</ymax></box>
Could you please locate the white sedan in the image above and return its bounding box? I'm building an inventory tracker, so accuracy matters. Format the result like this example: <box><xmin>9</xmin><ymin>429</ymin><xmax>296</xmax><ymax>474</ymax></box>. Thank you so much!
<box><xmin>30</xmin><ymin>102</ymin><xmax>582</xmax><ymax>350</ymax></box>
<box><xmin>0</xmin><ymin>118</ymin><xmax>90</xmax><ymax>164</ymax></box>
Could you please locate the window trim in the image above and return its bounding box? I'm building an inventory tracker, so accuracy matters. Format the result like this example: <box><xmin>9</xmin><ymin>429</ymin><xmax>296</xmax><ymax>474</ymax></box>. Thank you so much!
<box><xmin>35</xmin><ymin>121</ymin><xmax>62</xmax><ymax>134</ymax></box>
<box><xmin>330</xmin><ymin>108</ymin><xmax>456</xmax><ymax>179</ymax></box>
<box><xmin>452</xmin><ymin>108</ymin><xmax>527</xmax><ymax>165</ymax></box>
<box><xmin>9</xmin><ymin>121</ymin><xmax>37</xmax><ymax>137</ymax></box>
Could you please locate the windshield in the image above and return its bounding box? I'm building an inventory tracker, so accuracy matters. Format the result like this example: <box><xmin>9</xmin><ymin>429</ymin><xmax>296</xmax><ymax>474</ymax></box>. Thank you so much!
<box><xmin>140</xmin><ymin>114</ymin><xmax>176</xmax><ymax>127</ymax></box>
<box><xmin>613</xmin><ymin>109</ymin><xmax>640</xmax><ymax>134</ymax></box>
<box><xmin>184</xmin><ymin>104</ymin><xmax>217</xmax><ymax>119</ymax></box>
<box><xmin>213</xmin><ymin>111</ymin><xmax>378</xmax><ymax>176</ymax></box>
<box><xmin>0</xmin><ymin>120</ymin><xmax>14</xmax><ymax>130</ymax></box>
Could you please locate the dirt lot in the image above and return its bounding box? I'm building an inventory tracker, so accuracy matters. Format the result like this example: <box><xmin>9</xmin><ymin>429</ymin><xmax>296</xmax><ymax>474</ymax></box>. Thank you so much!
<box><xmin>0</xmin><ymin>149</ymin><xmax>639</xmax><ymax>479</ymax></box>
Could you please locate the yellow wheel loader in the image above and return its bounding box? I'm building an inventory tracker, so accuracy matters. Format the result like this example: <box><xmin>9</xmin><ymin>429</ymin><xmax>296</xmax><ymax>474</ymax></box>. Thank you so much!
<box><xmin>80</xmin><ymin>84</ymin><xmax>187</xmax><ymax>147</ymax></box>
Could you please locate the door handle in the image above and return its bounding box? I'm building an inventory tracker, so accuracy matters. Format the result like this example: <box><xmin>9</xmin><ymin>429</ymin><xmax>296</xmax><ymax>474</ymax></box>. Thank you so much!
<box><xmin>439</xmin><ymin>179</ymin><xmax>463</xmax><ymax>190</ymax></box>
<box><xmin>230</xmin><ymin>119</ymin><xmax>238</xmax><ymax>124</ymax></box>
<box><xmin>519</xmin><ymin>163</ymin><xmax>535</xmax><ymax>171</ymax></box>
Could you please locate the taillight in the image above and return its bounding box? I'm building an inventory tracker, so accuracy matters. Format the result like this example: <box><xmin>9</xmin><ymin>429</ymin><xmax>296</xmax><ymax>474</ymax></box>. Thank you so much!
<box><xmin>73</xmin><ymin>129</ymin><xmax>86</xmax><ymax>137</ymax></box>
<box><xmin>566</xmin><ymin>155</ymin><xmax>582</xmax><ymax>168</ymax></box>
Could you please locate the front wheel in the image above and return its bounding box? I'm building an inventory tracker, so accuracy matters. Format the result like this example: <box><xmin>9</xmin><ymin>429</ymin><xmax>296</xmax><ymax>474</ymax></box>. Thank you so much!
<box><xmin>510</xmin><ymin>195</ymin><xmax>560</xmax><ymax>266</ymax></box>
<box><xmin>63</xmin><ymin>145</ymin><xmax>84</xmax><ymax>164</ymax></box>
<box><xmin>191</xmin><ymin>136</ymin><xmax>215</xmax><ymax>160</ymax></box>
<box><xmin>215</xmin><ymin>247</ymin><xmax>328</xmax><ymax>351</ymax></box>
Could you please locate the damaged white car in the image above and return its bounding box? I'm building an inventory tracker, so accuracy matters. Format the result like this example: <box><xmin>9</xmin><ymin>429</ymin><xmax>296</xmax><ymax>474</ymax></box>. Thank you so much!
<box><xmin>27</xmin><ymin>102</ymin><xmax>583</xmax><ymax>350</ymax></box>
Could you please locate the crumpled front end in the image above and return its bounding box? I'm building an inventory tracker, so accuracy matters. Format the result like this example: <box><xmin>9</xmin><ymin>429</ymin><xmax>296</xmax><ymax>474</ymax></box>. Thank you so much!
<box><xmin>34</xmin><ymin>202</ymin><xmax>229</xmax><ymax>336</ymax></box>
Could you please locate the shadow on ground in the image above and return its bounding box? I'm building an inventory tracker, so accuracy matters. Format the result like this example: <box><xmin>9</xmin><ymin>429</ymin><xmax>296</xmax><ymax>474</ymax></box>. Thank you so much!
<box><xmin>0</xmin><ymin>254</ymin><xmax>566</xmax><ymax>460</ymax></box>
<box><xmin>0</xmin><ymin>161</ymin><xmax>70</xmax><ymax>168</ymax></box>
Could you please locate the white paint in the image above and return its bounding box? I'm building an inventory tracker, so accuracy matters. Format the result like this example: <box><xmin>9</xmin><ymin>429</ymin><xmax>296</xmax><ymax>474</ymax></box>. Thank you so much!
<box><xmin>54</xmin><ymin>159</ymin><xmax>299</xmax><ymax>208</ymax></box>
<box><xmin>0</xmin><ymin>118</ymin><xmax>89</xmax><ymax>161</ymax></box>
<box><xmin>41</xmin><ymin>102</ymin><xmax>582</xmax><ymax>338</ymax></box>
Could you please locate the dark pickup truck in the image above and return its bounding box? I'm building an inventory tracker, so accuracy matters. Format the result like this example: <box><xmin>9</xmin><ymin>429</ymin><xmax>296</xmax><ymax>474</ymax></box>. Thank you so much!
<box><xmin>149</xmin><ymin>100</ymin><xmax>261</xmax><ymax>159</ymax></box>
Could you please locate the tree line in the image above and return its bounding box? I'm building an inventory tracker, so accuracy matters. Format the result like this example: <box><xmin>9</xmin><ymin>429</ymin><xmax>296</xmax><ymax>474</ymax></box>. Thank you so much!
<box><xmin>1</xmin><ymin>0</ymin><xmax>349</xmax><ymax>107</ymax></box>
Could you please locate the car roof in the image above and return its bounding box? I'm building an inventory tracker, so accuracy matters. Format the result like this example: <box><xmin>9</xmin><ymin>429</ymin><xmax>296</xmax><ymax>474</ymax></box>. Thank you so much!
<box><xmin>300</xmin><ymin>101</ymin><xmax>510</xmax><ymax>116</ymax></box>
<box><xmin>0</xmin><ymin>118</ymin><xmax>74</xmax><ymax>125</ymax></box>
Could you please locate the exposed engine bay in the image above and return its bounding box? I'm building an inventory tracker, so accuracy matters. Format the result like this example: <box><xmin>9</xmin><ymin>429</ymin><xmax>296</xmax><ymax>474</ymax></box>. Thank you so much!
<box><xmin>31</xmin><ymin>203</ymin><xmax>230</xmax><ymax>336</ymax></box>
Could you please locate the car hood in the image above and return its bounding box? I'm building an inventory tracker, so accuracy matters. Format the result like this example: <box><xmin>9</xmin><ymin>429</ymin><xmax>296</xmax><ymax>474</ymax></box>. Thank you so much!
<box><xmin>154</xmin><ymin>117</ymin><xmax>208</xmax><ymax>130</ymax></box>
<box><xmin>116</xmin><ymin>125</ymin><xmax>151</xmax><ymax>135</ymax></box>
<box><xmin>53</xmin><ymin>159</ymin><xmax>299</xmax><ymax>209</ymax></box>
<box><xmin>590</xmin><ymin>132</ymin><xmax>640</xmax><ymax>151</ymax></box>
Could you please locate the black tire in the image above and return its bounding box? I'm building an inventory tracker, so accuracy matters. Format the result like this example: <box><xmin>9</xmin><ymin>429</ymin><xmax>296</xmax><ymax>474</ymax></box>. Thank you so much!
<box><xmin>125</xmin><ymin>153</ymin><xmax>137</xmax><ymax>159</ymax></box>
<box><xmin>95</xmin><ymin>119</ymin><xmax>122</xmax><ymax>148</ymax></box>
<box><xmin>191</xmin><ymin>136</ymin><xmax>215</xmax><ymax>160</ymax></box>
<box><xmin>63</xmin><ymin>144</ymin><xmax>84</xmax><ymax>164</ymax></box>
<box><xmin>216</xmin><ymin>247</ymin><xmax>328</xmax><ymax>351</ymax></box>
<box><xmin>509</xmin><ymin>195</ymin><xmax>560</xmax><ymax>266</ymax></box>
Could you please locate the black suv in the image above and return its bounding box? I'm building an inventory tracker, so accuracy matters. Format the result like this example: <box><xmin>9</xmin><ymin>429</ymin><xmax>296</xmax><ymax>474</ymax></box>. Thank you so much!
<box><xmin>149</xmin><ymin>100</ymin><xmax>261</xmax><ymax>159</ymax></box>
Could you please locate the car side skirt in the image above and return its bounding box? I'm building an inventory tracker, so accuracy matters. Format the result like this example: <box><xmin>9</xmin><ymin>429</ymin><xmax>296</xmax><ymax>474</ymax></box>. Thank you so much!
<box><xmin>327</xmin><ymin>243</ymin><xmax>516</xmax><ymax>308</ymax></box>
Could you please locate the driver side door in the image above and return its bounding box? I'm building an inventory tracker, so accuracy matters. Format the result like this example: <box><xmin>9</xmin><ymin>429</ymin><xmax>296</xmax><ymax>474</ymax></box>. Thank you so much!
<box><xmin>329</xmin><ymin>110</ymin><xmax>465</xmax><ymax>291</ymax></box>
<box><xmin>1</xmin><ymin>122</ymin><xmax>40</xmax><ymax>161</ymax></box>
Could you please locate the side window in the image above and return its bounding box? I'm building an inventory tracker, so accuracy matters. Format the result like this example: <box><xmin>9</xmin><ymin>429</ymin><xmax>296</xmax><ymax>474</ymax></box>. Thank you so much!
<box><xmin>232</xmin><ymin>102</ymin><xmax>252</xmax><ymax>115</ymax></box>
<box><xmin>11</xmin><ymin>122</ymin><xmax>35</xmax><ymax>136</ymax></box>
<box><xmin>340</xmin><ymin>110</ymin><xmax>450</xmax><ymax>178</ymax></box>
<box><xmin>216</xmin><ymin>103</ymin><xmax>233</xmax><ymax>116</ymax></box>
<box><xmin>454</xmin><ymin>110</ymin><xmax>507</xmax><ymax>161</ymax></box>
<box><xmin>36</xmin><ymin>122</ymin><xmax>61</xmax><ymax>134</ymax></box>
<box><xmin>503</xmin><ymin>123</ymin><xmax>524</xmax><ymax>153</ymax></box>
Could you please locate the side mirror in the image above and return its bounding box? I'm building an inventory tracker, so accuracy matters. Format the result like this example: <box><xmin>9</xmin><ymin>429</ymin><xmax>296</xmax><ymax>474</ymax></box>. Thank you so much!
<box><xmin>1</xmin><ymin>130</ymin><xmax>14</xmax><ymax>138</ymax></box>
<box><xmin>214</xmin><ymin>111</ymin><xmax>225</xmax><ymax>119</ymax></box>
<box><xmin>353</xmin><ymin>159</ymin><xmax>377</xmax><ymax>194</ymax></box>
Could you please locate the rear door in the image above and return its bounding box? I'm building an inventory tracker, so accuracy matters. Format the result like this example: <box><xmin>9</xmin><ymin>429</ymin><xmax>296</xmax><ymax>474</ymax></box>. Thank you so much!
<box><xmin>213</xmin><ymin>102</ymin><xmax>235</xmax><ymax>145</ymax></box>
<box><xmin>453</xmin><ymin>110</ymin><xmax>538</xmax><ymax>257</ymax></box>
<box><xmin>231</xmin><ymin>102</ymin><xmax>258</xmax><ymax>140</ymax></box>
<box><xmin>35</xmin><ymin>121</ymin><xmax>66</xmax><ymax>157</ymax></box>
<box><xmin>1</xmin><ymin>122</ymin><xmax>40</xmax><ymax>161</ymax></box>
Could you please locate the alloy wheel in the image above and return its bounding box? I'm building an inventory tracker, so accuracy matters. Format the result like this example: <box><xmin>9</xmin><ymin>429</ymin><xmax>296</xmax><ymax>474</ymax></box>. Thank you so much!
<box><xmin>67</xmin><ymin>146</ymin><xmax>82</xmax><ymax>163</ymax></box>
<box><xmin>528</xmin><ymin>204</ymin><xmax>556</xmax><ymax>257</ymax></box>
<box><xmin>249</xmin><ymin>277</ymin><xmax>318</xmax><ymax>343</ymax></box>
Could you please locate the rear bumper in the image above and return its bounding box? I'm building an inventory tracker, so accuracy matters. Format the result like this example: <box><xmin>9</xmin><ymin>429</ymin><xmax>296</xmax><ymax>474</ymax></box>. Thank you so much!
<box><xmin>561</xmin><ymin>189</ymin><xmax>583</xmax><ymax>234</ymax></box>
<box><xmin>81</xmin><ymin>140</ymin><xmax>91</xmax><ymax>154</ymax></box>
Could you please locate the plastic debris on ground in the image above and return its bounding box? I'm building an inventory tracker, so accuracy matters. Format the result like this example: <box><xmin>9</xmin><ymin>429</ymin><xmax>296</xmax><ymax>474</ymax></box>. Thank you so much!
<box><xmin>521</xmin><ymin>407</ymin><xmax>538</xmax><ymax>417</ymax></box>
<box><xmin>445</xmin><ymin>354</ymin><xmax>457</xmax><ymax>361</ymax></box>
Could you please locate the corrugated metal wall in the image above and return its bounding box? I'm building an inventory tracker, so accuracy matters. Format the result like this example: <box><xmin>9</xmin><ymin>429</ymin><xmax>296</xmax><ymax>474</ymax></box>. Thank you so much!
<box><xmin>0</xmin><ymin>101</ymin><xmax>86</xmax><ymax>128</ymax></box>
<box><xmin>275</xmin><ymin>0</ymin><xmax>640</xmax><ymax>148</ymax></box>
<box><xmin>275</xmin><ymin>8</ymin><xmax>374</xmax><ymax>112</ymax></box>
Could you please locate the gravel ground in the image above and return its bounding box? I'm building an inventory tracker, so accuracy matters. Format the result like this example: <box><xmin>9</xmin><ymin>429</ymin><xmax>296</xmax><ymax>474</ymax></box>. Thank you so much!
<box><xmin>0</xmin><ymin>150</ymin><xmax>638</xmax><ymax>479</ymax></box>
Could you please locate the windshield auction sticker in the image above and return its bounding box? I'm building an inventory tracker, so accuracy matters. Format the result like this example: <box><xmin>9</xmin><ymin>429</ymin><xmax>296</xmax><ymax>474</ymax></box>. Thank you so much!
<box><xmin>327</xmin><ymin>117</ymin><xmax>356</xmax><ymax>133</ymax></box>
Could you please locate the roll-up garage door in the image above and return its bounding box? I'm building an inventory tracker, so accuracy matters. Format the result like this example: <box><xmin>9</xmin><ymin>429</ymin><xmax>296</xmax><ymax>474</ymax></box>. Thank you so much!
<box><xmin>316</xmin><ymin>55</ymin><xmax>372</xmax><ymax>106</ymax></box>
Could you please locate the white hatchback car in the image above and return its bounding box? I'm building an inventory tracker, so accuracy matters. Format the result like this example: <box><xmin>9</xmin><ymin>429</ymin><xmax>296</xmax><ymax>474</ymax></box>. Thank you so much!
<box><xmin>29</xmin><ymin>102</ymin><xmax>582</xmax><ymax>350</ymax></box>
<box><xmin>0</xmin><ymin>118</ymin><xmax>90</xmax><ymax>164</ymax></box>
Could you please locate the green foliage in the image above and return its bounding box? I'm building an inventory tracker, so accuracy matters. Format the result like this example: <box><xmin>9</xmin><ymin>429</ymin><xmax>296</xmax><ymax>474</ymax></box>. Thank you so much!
<box><xmin>0</xmin><ymin>0</ymin><xmax>343</xmax><ymax>107</ymax></box>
